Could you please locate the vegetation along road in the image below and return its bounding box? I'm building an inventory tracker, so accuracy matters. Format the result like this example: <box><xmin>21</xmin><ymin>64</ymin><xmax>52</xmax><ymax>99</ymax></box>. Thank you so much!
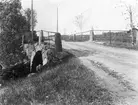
<box><xmin>63</xmin><ymin>41</ymin><xmax>138</xmax><ymax>105</ymax></box>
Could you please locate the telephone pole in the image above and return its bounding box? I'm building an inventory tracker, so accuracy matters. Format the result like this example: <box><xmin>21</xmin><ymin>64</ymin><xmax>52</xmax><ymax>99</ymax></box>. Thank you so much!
<box><xmin>57</xmin><ymin>7</ymin><xmax>59</xmax><ymax>32</ymax></box>
<box><xmin>31</xmin><ymin>0</ymin><xmax>34</xmax><ymax>43</ymax></box>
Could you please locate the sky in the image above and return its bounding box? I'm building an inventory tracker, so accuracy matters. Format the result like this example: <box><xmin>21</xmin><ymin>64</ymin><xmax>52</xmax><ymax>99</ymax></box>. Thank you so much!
<box><xmin>21</xmin><ymin>0</ymin><xmax>138</xmax><ymax>34</ymax></box>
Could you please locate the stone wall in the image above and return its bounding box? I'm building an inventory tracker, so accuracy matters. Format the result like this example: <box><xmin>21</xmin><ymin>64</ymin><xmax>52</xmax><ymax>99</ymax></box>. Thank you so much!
<box><xmin>23</xmin><ymin>43</ymin><xmax>49</xmax><ymax>66</ymax></box>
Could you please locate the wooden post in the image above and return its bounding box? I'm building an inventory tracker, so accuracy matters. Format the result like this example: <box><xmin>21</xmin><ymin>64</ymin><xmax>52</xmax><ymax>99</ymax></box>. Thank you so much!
<box><xmin>90</xmin><ymin>30</ymin><xmax>94</xmax><ymax>41</ymax></box>
<box><xmin>133</xmin><ymin>28</ymin><xmax>138</xmax><ymax>45</ymax></box>
<box><xmin>109</xmin><ymin>30</ymin><xmax>112</xmax><ymax>44</ymax></box>
<box><xmin>73</xmin><ymin>34</ymin><xmax>76</xmax><ymax>41</ymax></box>
<box><xmin>131</xmin><ymin>29</ymin><xmax>134</xmax><ymax>45</ymax></box>
<box><xmin>136</xmin><ymin>29</ymin><xmax>138</xmax><ymax>45</ymax></box>
<box><xmin>48</xmin><ymin>32</ymin><xmax>50</xmax><ymax>48</ymax></box>
<box><xmin>39</xmin><ymin>30</ymin><xmax>43</xmax><ymax>45</ymax></box>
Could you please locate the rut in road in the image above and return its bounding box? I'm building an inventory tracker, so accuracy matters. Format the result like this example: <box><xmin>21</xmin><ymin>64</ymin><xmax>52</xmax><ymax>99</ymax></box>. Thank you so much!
<box><xmin>62</xmin><ymin>41</ymin><xmax>138</xmax><ymax>105</ymax></box>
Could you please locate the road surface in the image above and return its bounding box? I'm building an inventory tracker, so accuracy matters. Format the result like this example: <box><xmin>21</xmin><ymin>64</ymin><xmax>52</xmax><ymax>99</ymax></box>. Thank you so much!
<box><xmin>62</xmin><ymin>41</ymin><xmax>138</xmax><ymax>105</ymax></box>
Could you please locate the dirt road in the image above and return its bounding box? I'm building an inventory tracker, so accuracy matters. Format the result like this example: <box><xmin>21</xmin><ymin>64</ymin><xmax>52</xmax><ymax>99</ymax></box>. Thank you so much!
<box><xmin>62</xmin><ymin>41</ymin><xmax>138</xmax><ymax>105</ymax></box>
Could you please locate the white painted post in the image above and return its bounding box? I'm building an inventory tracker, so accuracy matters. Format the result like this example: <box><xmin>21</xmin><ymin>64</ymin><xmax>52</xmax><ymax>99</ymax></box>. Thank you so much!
<box><xmin>133</xmin><ymin>28</ymin><xmax>138</xmax><ymax>45</ymax></box>
<box><xmin>39</xmin><ymin>30</ymin><xmax>43</xmax><ymax>45</ymax></box>
<box><xmin>90</xmin><ymin>29</ymin><xmax>94</xmax><ymax>41</ymax></box>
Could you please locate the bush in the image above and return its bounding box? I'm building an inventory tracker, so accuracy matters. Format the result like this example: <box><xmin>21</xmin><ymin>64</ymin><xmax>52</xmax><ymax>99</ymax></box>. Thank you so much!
<box><xmin>0</xmin><ymin>61</ymin><xmax>30</xmax><ymax>80</ymax></box>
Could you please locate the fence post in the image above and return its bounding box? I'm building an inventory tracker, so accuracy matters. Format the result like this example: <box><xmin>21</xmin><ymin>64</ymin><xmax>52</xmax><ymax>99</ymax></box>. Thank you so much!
<box><xmin>90</xmin><ymin>30</ymin><xmax>94</xmax><ymax>41</ymax></box>
<box><xmin>74</xmin><ymin>34</ymin><xmax>76</xmax><ymax>41</ymax></box>
<box><xmin>81</xmin><ymin>32</ymin><xmax>83</xmax><ymax>41</ymax></box>
<box><xmin>39</xmin><ymin>30</ymin><xmax>43</xmax><ymax>45</ymax></box>
<box><xmin>109</xmin><ymin>30</ymin><xmax>112</xmax><ymax>44</ymax></box>
<box><xmin>133</xmin><ymin>28</ymin><xmax>138</xmax><ymax>45</ymax></box>
<box><xmin>48</xmin><ymin>32</ymin><xmax>50</xmax><ymax>48</ymax></box>
<box><xmin>131</xmin><ymin>28</ymin><xmax>134</xmax><ymax>45</ymax></box>
<box><xmin>55</xmin><ymin>33</ymin><xmax>62</xmax><ymax>52</ymax></box>
<box><xmin>122</xmin><ymin>33</ymin><xmax>124</xmax><ymax>43</ymax></box>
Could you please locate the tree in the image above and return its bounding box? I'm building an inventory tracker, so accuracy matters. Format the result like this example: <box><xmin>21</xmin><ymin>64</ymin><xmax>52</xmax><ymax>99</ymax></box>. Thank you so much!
<box><xmin>24</xmin><ymin>8</ymin><xmax>37</xmax><ymax>31</ymax></box>
<box><xmin>0</xmin><ymin>0</ymin><xmax>28</xmax><ymax>67</ymax></box>
<box><xmin>73</xmin><ymin>14</ymin><xmax>84</xmax><ymax>35</ymax></box>
<box><xmin>73</xmin><ymin>8</ymin><xmax>91</xmax><ymax>34</ymax></box>
<box><xmin>117</xmin><ymin>0</ymin><xmax>138</xmax><ymax>44</ymax></box>
<box><xmin>117</xmin><ymin>0</ymin><xmax>138</xmax><ymax>28</ymax></box>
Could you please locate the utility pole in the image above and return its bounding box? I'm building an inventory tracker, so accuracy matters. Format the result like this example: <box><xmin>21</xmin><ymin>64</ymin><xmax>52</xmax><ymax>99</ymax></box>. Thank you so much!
<box><xmin>31</xmin><ymin>0</ymin><xmax>34</xmax><ymax>43</ymax></box>
<box><xmin>57</xmin><ymin>7</ymin><xmax>59</xmax><ymax>33</ymax></box>
<box><xmin>31</xmin><ymin>0</ymin><xmax>36</xmax><ymax>52</ymax></box>
<box><xmin>129</xmin><ymin>6</ymin><xmax>134</xmax><ymax>45</ymax></box>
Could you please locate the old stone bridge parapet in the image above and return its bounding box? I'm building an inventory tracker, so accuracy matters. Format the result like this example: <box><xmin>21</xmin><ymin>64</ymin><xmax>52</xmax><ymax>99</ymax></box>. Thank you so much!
<box><xmin>23</xmin><ymin>30</ymin><xmax>63</xmax><ymax>69</ymax></box>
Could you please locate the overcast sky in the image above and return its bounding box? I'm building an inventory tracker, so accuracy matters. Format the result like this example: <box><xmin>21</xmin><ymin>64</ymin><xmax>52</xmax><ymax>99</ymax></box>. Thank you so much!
<box><xmin>21</xmin><ymin>0</ymin><xmax>138</xmax><ymax>34</ymax></box>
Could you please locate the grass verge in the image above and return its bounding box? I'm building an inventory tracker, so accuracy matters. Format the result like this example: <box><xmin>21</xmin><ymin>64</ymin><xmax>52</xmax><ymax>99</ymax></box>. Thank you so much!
<box><xmin>0</xmin><ymin>55</ymin><xmax>113</xmax><ymax>105</ymax></box>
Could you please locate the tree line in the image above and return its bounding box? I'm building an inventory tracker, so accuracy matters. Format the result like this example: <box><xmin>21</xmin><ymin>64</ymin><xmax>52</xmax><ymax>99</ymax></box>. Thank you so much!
<box><xmin>0</xmin><ymin>0</ymin><xmax>37</xmax><ymax>68</ymax></box>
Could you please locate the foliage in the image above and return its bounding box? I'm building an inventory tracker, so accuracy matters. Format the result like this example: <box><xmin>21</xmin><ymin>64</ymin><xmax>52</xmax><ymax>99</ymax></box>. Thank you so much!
<box><xmin>0</xmin><ymin>0</ymin><xmax>29</xmax><ymax>67</ymax></box>
<box><xmin>24</xmin><ymin>8</ymin><xmax>37</xmax><ymax>31</ymax></box>
<box><xmin>73</xmin><ymin>15</ymin><xmax>83</xmax><ymax>32</ymax></box>
<box><xmin>117</xmin><ymin>0</ymin><xmax>138</xmax><ymax>29</ymax></box>
<box><xmin>73</xmin><ymin>12</ymin><xmax>90</xmax><ymax>32</ymax></box>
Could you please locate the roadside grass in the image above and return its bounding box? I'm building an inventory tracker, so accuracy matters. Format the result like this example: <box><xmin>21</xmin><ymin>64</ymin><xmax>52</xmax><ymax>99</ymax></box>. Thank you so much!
<box><xmin>0</xmin><ymin>56</ymin><xmax>113</xmax><ymax>105</ymax></box>
<box><xmin>68</xmin><ymin>49</ymin><xmax>96</xmax><ymax>57</ymax></box>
